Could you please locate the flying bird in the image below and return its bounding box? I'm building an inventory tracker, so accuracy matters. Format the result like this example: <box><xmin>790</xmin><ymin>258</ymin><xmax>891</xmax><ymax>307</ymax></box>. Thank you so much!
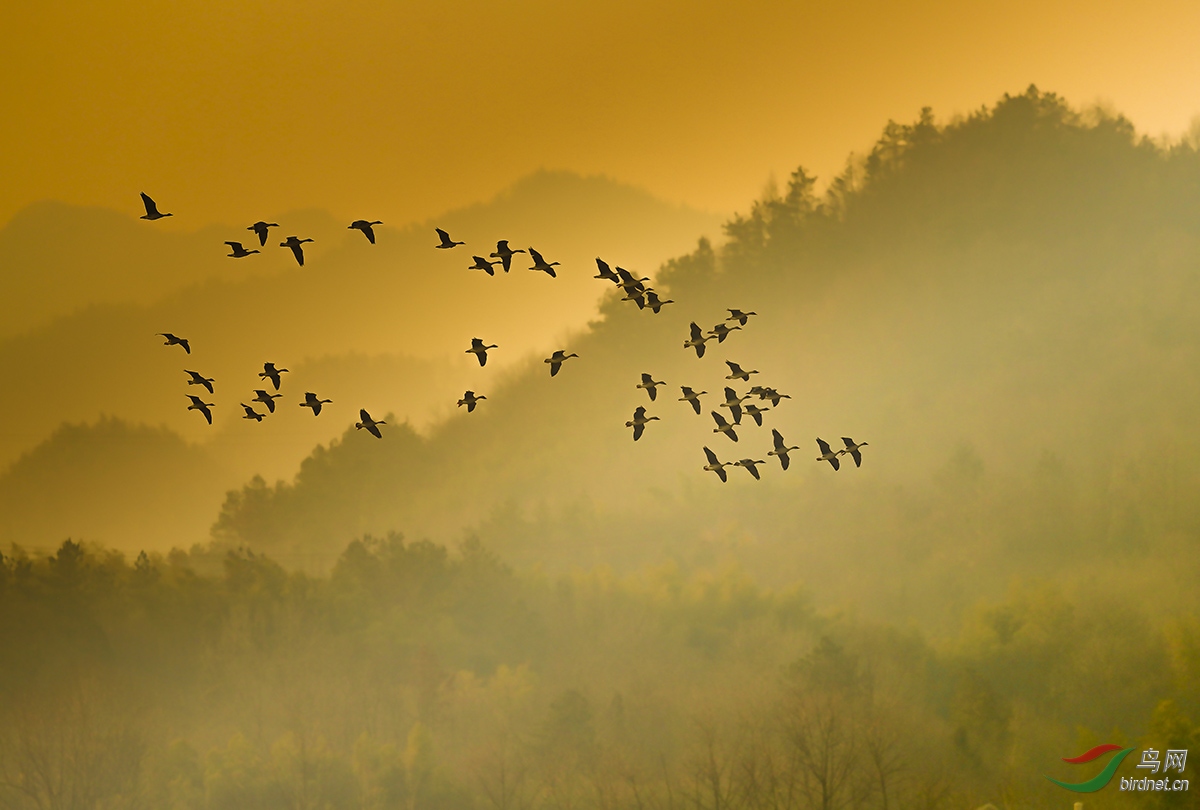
<box><xmin>240</xmin><ymin>403</ymin><xmax>265</xmax><ymax>422</ymax></box>
<box><xmin>616</xmin><ymin>268</ymin><xmax>650</xmax><ymax>292</ymax></box>
<box><xmin>467</xmin><ymin>338</ymin><xmax>497</xmax><ymax>366</ymax></box>
<box><xmin>528</xmin><ymin>247</ymin><xmax>560</xmax><ymax>277</ymax></box>
<box><xmin>490</xmin><ymin>241</ymin><xmax>525</xmax><ymax>271</ymax></box>
<box><xmin>139</xmin><ymin>192</ymin><xmax>172</xmax><ymax>220</ymax></box>
<box><xmin>225</xmin><ymin>241</ymin><xmax>260</xmax><ymax>258</ymax></box>
<box><xmin>457</xmin><ymin>390</ymin><xmax>486</xmax><ymax>412</ymax></box>
<box><xmin>720</xmin><ymin>387</ymin><xmax>749</xmax><ymax>424</ymax></box>
<box><xmin>644</xmin><ymin>291</ymin><xmax>674</xmax><ymax>313</ymax></box>
<box><xmin>280</xmin><ymin>236</ymin><xmax>313</xmax><ymax>266</ymax></box>
<box><xmin>186</xmin><ymin>395</ymin><xmax>214</xmax><ymax>425</ymax></box>
<box><xmin>356</xmin><ymin>409</ymin><xmax>386</xmax><ymax>438</ymax></box>
<box><xmin>157</xmin><ymin>333</ymin><xmax>190</xmax><ymax>354</ymax></box>
<box><xmin>711</xmin><ymin>411</ymin><xmax>739</xmax><ymax>442</ymax></box>
<box><xmin>253</xmin><ymin>390</ymin><xmax>282</xmax><ymax>413</ymax></box>
<box><xmin>703</xmin><ymin>447</ymin><xmax>730</xmax><ymax>482</ymax></box>
<box><xmin>684</xmin><ymin>322</ymin><xmax>709</xmax><ymax>358</ymax></box>
<box><xmin>727</xmin><ymin>309</ymin><xmax>757</xmax><ymax>326</ymax></box>
<box><xmin>593</xmin><ymin>257</ymin><xmax>620</xmax><ymax>283</ymax></box>
<box><xmin>300</xmin><ymin>392</ymin><xmax>332</xmax><ymax>416</ymax></box>
<box><xmin>625</xmin><ymin>406</ymin><xmax>660</xmax><ymax>441</ymax></box>
<box><xmin>621</xmin><ymin>288</ymin><xmax>646</xmax><ymax>309</ymax></box>
<box><xmin>742</xmin><ymin>403</ymin><xmax>770</xmax><ymax>426</ymax></box>
<box><xmin>637</xmin><ymin>373</ymin><xmax>665</xmax><ymax>401</ymax></box>
<box><xmin>759</xmin><ymin>387</ymin><xmax>791</xmax><ymax>407</ymax></box>
<box><xmin>841</xmin><ymin>437</ymin><xmax>869</xmax><ymax>467</ymax></box>
<box><xmin>349</xmin><ymin>219</ymin><xmax>382</xmax><ymax>244</ymax></box>
<box><xmin>816</xmin><ymin>438</ymin><xmax>842</xmax><ymax>470</ymax></box>
<box><xmin>468</xmin><ymin>255</ymin><xmax>501</xmax><ymax>275</ymax></box>
<box><xmin>724</xmin><ymin>361</ymin><xmax>758</xmax><ymax>382</ymax></box>
<box><xmin>259</xmin><ymin>362</ymin><xmax>289</xmax><ymax>390</ymax></box>
<box><xmin>184</xmin><ymin>370</ymin><xmax>214</xmax><ymax>394</ymax></box>
<box><xmin>734</xmin><ymin>458</ymin><xmax>767</xmax><ymax>480</ymax></box>
<box><xmin>708</xmin><ymin>323</ymin><xmax>742</xmax><ymax>343</ymax></box>
<box><xmin>545</xmin><ymin>350</ymin><xmax>579</xmax><ymax>377</ymax></box>
<box><xmin>435</xmin><ymin>228</ymin><xmax>464</xmax><ymax>249</ymax></box>
<box><xmin>769</xmin><ymin>430</ymin><xmax>799</xmax><ymax>470</ymax></box>
<box><xmin>678</xmin><ymin>386</ymin><xmax>707</xmax><ymax>415</ymax></box>
<box><xmin>247</xmin><ymin>221</ymin><xmax>278</xmax><ymax>246</ymax></box>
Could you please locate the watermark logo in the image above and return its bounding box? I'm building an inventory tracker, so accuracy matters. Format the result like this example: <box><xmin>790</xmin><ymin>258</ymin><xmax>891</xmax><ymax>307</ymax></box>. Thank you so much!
<box><xmin>1046</xmin><ymin>744</ymin><xmax>1135</xmax><ymax>793</ymax></box>
<box><xmin>1046</xmin><ymin>745</ymin><xmax>1189</xmax><ymax>793</ymax></box>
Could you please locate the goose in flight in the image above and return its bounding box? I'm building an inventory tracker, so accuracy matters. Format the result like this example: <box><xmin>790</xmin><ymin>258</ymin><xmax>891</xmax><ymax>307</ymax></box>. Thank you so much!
<box><xmin>349</xmin><ymin>220</ymin><xmax>382</xmax><ymax>244</ymax></box>
<box><xmin>637</xmin><ymin>373</ymin><xmax>665</xmax><ymax>401</ymax></box>
<box><xmin>711</xmin><ymin>410</ymin><xmax>739</xmax><ymax>442</ymax></box>
<box><xmin>759</xmin><ymin>387</ymin><xmax>791</xmax><ymax>407</ymax></box>
<box><xmin>644</xmin><ymin>291</ymin><xmax>674</xmax><ymax>313</ymax></box>
<box><xmin>467</xmin><ymin>338</ymin><xmax>497</xmax><ymax>366</ymax></box>
<box><xmin>240</xmin><ymin>403</ymin><xmax>265</xmax><ymax>422</ymax></box>
<box><xmin>724</xmin><ymin>361</ymin><xmax>758</xmax><ymax>382</ymax></box>
<box><xmin>816</xmin><ymin>438</ymin><xmax>841</xmax><ymax>470</ymax></box>
<box><xmin>139</xmin><ymin>192</ymin><xmax>172</xmax><ymax>220</ymax></box>
<box><xmin>300</xmin><ymin>392</ymin><xmax>332</xmax><ymax>416</ymax></box>
<box><xmin>841</xmin><ymin>437</ymin><xmax>869</xmax><ymax>467</ymax></box>
<box><xmin>684</xmin><ymin>322</ymin><xmax>709</xmax><ymax>358</ymax></box>
<box><xmin>720</xmin><ymin>387</ymin><xmax>749</xmax><ymax>424</ymax></box>
<box><xmin>157</xmin><ymin>333</ymin><xmax>190</xmax><ymax>354</ymax></box>
<box><xmin>356</xmin><ymin>409</ymin><xmax>385</xmax><ymax>438</ymax></box>
<box><xmin>186</xmin><ymin>395</ymin><xmax>214</xmax><ymax>424</ymax></box>
<box><xmin>703</xmin><ymin>447</ymin><xmax>730</xmax><ymax>482</ymax></box>
<box><xmin>769</xmin><ymin>429</ymin><xmax>799</xmax><ymax>470</ymax></box>
<box><xmin>593</xmin><ymin>257</ymin><xmax>620</xmax><ymax>283</ymax></box>
<box><xmin>616</xmin><ymin>268</ymin><xmax>649</xmax><ymax>292</ymax></box>
<box><xmin>742</xmin><ymin>403</ymin><xmax>770</xmax><ymax>426</ymax></box>
<box><xmin>490</xmin><ymin>241</ymin><xmax>525</xmax><ymax>272</ymax></box>
<box><xmin>528</xmin><ymin>247</ymin><xmax>560</xmax><ymax>277</ymax></box>
<box><xmin>708</xmin><ymin>323</ymin><xmax>742</xmax><ymax>343</ymax></box>
<box><xmin>621</xmin><ymin>288</ymin><xmax>646</xmax><ymax>309</ymax></box>
<box><xmin>259</xmin><ymin>362</ymin><xmax>289</xmax><ymax>390</ymax></box>
<box><xmin>280</xmin><ymin>236</ymin><xmax>313</xmax><ymax>266</ymax></box>
<box><xmin>625</xmin><ymin>406</ymin><xmax>659</xmax><ymax>441</ymax></box>
<box><xmin>457</xmin><ymin>390</ymin><xmax>486</xmax><ymax>412</ymax></box>
<box><xmin>435</xmin><ymin>228</ymin><xmax>464</xmax><ymax>249</ymax></box>
<box><xmin>678</xmin><ymin>386</ymin><xmax>707</xmax><ymax>414</ymax></box>
<box><xmin>184</xmin><ymin>369</ymin><xmax>215</xmax><ymax>394</ymax></box>
<box><xmin>726</xmin><ymin>309</ymin><xmax>757</xmax><ymax>326</ymax></box>
<box><xmin>247</xmin><ymin>221</ymin><xmax>278</xmax><ymax>246</ymax></box>
<box><xmin>545</xmin><ymin>350</ymin><xmax>579</xmax><ymax>377</ymax></box>
<box><xmin>253</xmin><ymin>390</ymin><xmax>282</xmax><ymax>413</ymax></box>
<box><xmin>468</xmin><ymin>255</ymin><xmax>502</xmax><ymax>276</ymax></box>
<box><xmin>734</xmin><ymin>458</ymin><xmax>767</xmax><ymax>480</ymax></box>
<box><xmin>225</xmin><ymin>241</ymin><xmax>260</xmax><ymax>258</ymax></box>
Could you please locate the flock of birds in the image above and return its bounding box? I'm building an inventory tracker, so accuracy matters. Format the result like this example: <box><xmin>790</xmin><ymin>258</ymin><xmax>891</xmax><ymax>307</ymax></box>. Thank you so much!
<box><xmin>140</xmin><ymin>191</ymin><xmax>868</xmax><ymax>480</ymax></box>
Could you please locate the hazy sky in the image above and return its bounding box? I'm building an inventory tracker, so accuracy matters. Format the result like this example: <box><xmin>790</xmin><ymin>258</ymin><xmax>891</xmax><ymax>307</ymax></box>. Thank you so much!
<box><xmin>5</xmin><ymin>0</ymin><xmax>1200</xmax><ymax>229</ymax></box>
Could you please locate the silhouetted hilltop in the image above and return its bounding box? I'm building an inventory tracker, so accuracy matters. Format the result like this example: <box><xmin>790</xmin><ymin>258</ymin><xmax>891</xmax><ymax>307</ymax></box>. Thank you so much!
<box><xmin>213</xmin><ymin>89</ymin><xmax>1200</xmax><ymax>624</ymax></box>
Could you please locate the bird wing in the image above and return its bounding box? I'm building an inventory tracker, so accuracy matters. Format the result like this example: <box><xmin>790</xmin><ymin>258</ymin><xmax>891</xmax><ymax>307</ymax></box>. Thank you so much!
<box><xmin>711</xmin><ymin>411</ymin><xmax>728</xmax><ymax>428</ymax></box>
<box><xmin>140</xmin><ymin>192</ymin><xmax>158</xmax><ymax>216</ymax></box>
<box><xmin>817</xmin><ymin>438</ymin><xmax>833</xmax><ymax>454</ymax></box>
<box><xmin>641</xmin><ymin>373</ymin><xmax>653</xmax><ymax>385</ymax></box>
<box><xmin>360</xmin><ymin>409</ymin><xmax>372</xmax><ymax>422</ymax></box>
<box><xmin>841</xmin><ymin>437</ymin><xmax>856</xmax><ymax>449</ymax></box>
<box><xmin>200</xmin><ymin>405</ymin><xmax>212</xmax><ymax>424</ymax></box>
<box><xmin>632</xmin><ymin>422</ymin><xmax>644</xmax><ymax>441</ymax></box>
<box><xmin>550</xmin><ymin>361</ymin><xmax>561</xmax><ymax>377</ymax></box>
<box><xmin>363</xmin><ymin>225</ymin><xmax>376</xmax><ymax>244</ymax></box>
<box><xmin>689</xmin><ymin>322</ymin><xmax>702</xmax><ymax>341</ymax></box>
<box><xmin>704</xmin><ymin>447</ymin><xmax>719</xmax><ymax>465</ymax></box>
<box><xmin>772</xmin><ymin>429</ymin><xmax>785</xmax><ymax>450</ymax></box>
<box><xmin>367</xmin><ymin>423</ymin><xmax>382</xmax><ymax>438</ymax></box>
<box><xmin>529</xmin><ymin>247</ymin><xmax>544</xmax><ymax>264</ymax></box>
<box><xmin>436</xmin><ymin>228</ymin><xmax>450</xmax><ymax>242</ymax></box>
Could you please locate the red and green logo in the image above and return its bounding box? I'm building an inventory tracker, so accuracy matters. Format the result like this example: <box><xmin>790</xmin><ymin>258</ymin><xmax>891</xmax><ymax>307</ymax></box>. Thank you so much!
<box><xmin>1047</xmin><ymin>745</ymin><xmax>1136</xmax><ymax>792</ymax></box>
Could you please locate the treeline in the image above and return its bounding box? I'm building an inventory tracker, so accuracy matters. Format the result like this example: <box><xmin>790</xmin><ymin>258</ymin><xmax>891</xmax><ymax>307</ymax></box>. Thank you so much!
<box><xmin>1</xmin><ymin>538</ymin><xmax>1197</xmax><ymax>810</ymax></box>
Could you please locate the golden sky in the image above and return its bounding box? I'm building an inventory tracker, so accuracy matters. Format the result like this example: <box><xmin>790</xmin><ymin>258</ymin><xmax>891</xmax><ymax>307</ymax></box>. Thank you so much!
<box><xmin>5</xmin><ymin>0</ymin><xmax>1200</xmax><ymax>229</ymax></box>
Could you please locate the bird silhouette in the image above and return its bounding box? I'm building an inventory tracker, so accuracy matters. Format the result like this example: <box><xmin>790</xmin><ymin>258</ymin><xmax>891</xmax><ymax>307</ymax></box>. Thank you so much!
<box><xmin>703</xmin><ymin>447</ymin><xmax>730</xmax><ymax>482</ymax></box>
<box><xmin>720</xmin><ymin>387</ymin><xmax>749</xmax><ymax>424</ymax></box>
<box><xmin>356</xmin><ymin>409</ymin><xmax>385</xmax><ymax>438</ymax></box>
<box><xmin>225</xmin><ymin>241</ymin><xmax>260</xmax><ymax>258</ymax></box>
<box><xmin>625</xmin><ymin>406</ymin><xmax>660</xmax><ymax>441</ymax></box>
<box><xmin>457</xmin><ymin>390</ymin><xmax>486</xmax><ymax>412</ymax></box>
<box><xmin>726</xmin><ymin>309</ymin><xmax>757</xmax><ymax>326</ymax></box>
<box><xmin>253</xmin><ymin>390</ymin><xmax>282</xmax><ymax>413</ymax></box>
<box><xmin>545</xmin><ymin>350</ymin><xmax>579</xmax><ymax>377</ymax></box>
<box><xmin>300</xmin><ymin>392</ymin><xmax>332</xmax><ymax>416</ymax></box>
<box><xmin>467</xmin><ymin>338</ymin><xmax>497</xmax><ymax>366</ymax></box>
<box><xmin>468</xmin><ymin>255</ymin><xmax>501</xmax><ymax>276</ymax></box>
<box><xmin>769</xmin><ymin>429</ymin><xmax>799</xmax><ymax>470</ymax></box>
<box><xmin>742</xmin><ymin>403</ymin><xmax>770</xmax><ymax>426</ymax></box>
<box><xmin>637</xmin><ymin>373</ymin><xmax>665</xmax><ymax>401</ymax></box>
<box><xmin>734</xmin><ymin>458</ymin><xmax>767</xmax><ymax>480</ymax></box>
<box><xmin>139</xmin><ymin>193</ymin><xmax>172</xmax><ymax>220</ymax></box>
<box><xmin>157</xmin><ymin>333</ymin><xmax>190</xmax><ymax>354</ymax></box>
<box><xmin>708</xmin><ymin>323</ymin><xmax>742</xmax><ymax>343</ymax></box>
<box><xmin>816</xmin><ymin>438</ymin><xmax>842</xmax><ymax>470</ymax></box>
<box><xmin>593</xmin><ymin>257</ymin><xmax>620</xmax><ymax>283</ymax></box>
<box><xmin>711</xmin><ymin>411</ymin><xmax>739</xmax><ymax>442</ymax></box>
<box><xmin>248</xmin><ymin>221</ymin><xmax>278</xmax><ymax>246</ymax></box>
<box><xmin>840</xmin><ymin>437</ymin><xmax>869</xmax><ymax>467</ymax></box>
<box><xmin>644</xmin><ymin>291</ymin><xmax>674</xmax><ymax>313</ymax></box>
<box><xmin>724</xmin><ymin>361</ymin><xmax>758</xmax><ymax>381</ymax></box>
<box><xmin>280</xmin><ymin>236</ymin><xmax>313</xmax><ymax>266</ymax></box>
<box><xmin>528</xmin><ymin>247</ymin><xmax>560</xmax><ymax>277</ymax></box>
<box><xmin>684</xmin><ymin>323</ymin><xmax>709</xmax><ymax>358</ymax></box>
<box><xmin>259</xmin><ymin>362</ymin><xmax>289</xmax><ymax>390</ymax></box>
<box><xmin>241</xmin><ymin>403</ymin><xmax>265</xmax><ymax>422</ymax></box>
<box><xmin>184</xmin><ymin>370</ymin><xmax>214</xmax><ymax>394</ymax></box>
<box><xmin>186</xmin><ymin>395</ymin><xmax>214</xmax><ymax>424</ymax></box>
<box><xmin>349</xmin><ymin>220</ymin><xmax>382</xmax><ymax>244</ymax></box>
<box><xmin>678</xmin><ymin>386</ymin><xmax>707</xmax><ymax>415</ymax></box>
<box><xmin>490</xmin><ymin>241</ymin><xmax>525</xmax><ymax>272</ymax></box>
<box><xmin>435</xmin><ymin>228</ymin><xmax>464</xmax><ymax>249</ymax></box>
<box><xmin>759</xmin><ymin>386</ymin><xmax>791</xmax><ymax>407</ymax></box>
